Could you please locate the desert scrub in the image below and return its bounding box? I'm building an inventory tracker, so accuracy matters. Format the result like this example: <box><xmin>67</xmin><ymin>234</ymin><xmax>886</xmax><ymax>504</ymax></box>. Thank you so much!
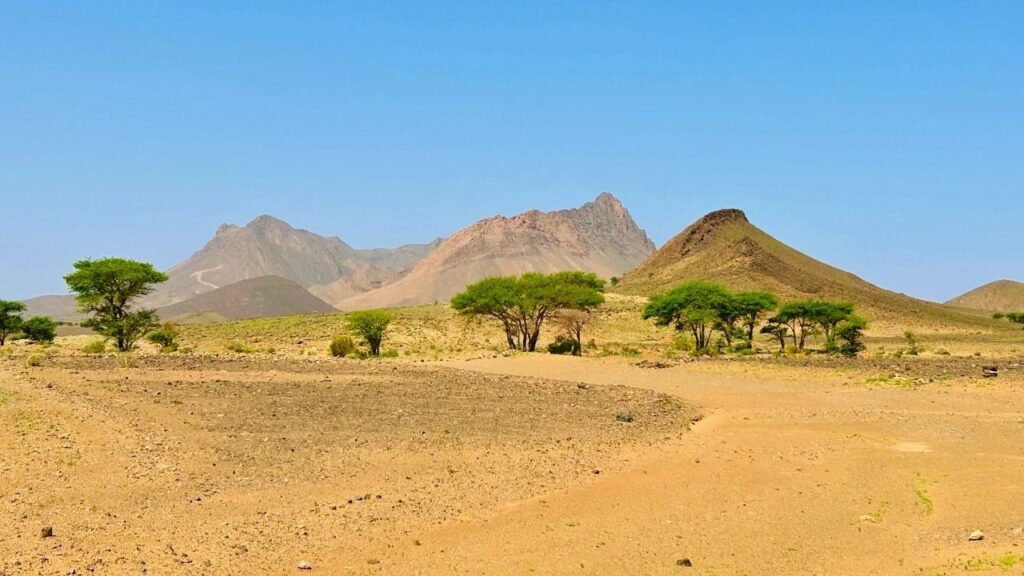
<box><xmin>82</xmin><ymin>340</ymin><xmax>107</xmax><ymax>354</ymax></box>
<box><xmin>329</xmin><ymin>335</ymin><xmax>357</xmax><ymax>357</ymax></box>
<box><xmin>912</xmin><ymin>473</ymin><xmax>934</xmax><ymax>516</ymax></box>
<box><xmin>225</xmin><ymin>341</ymin><xmax>256</xmax><ymax>354</ymax></box>
<box><xmin>25</xmin><ymin>354</ymin><xmax>45</xmax><ymax>367</ymax></box>
<box><xmin>381</xmin><ymin>348</ymin><xmax>400</xmax><ymax>358</ymax></box>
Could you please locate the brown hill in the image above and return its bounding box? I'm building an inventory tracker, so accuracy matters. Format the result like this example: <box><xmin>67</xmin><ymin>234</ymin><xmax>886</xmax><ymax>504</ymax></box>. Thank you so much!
<box><xmin>157</xmin><ymin>275</ymin><xmax>337</xmax><ymax>322</ymax></box>
<box><xmin>20</xmin><ymin>294</ymin><xmax>83</xmax><ymax>323</ymax></box>
<box><xmin>946</xmin><ymin>280</ymin><xmax>1024</xmax><ymax>312</ymax></box>
<box><xmin>148</xmin><ymin>215</ymin><xmax>439</xmax><ymax>307</ymax></box>
<box><xmin>616</xmin><ymin>209</ymin><xmax>990</xmax><ymax>331</ymax></box>
<box><xmin>337</xmin><ymin>193</ymin><xmax>656</xmax><ymax>310</ymax></box>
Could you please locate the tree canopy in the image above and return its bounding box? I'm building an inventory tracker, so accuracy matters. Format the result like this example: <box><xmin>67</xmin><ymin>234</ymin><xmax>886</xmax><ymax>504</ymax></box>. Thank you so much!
<box><xmin>64</xmin><ymin>257</ymin><xmax>168</xmax><ymax>351</ymax></box>
<box><xmin>346</xmin><ymin>310</ymin><xmax>394</xmax><ymax>356</ymax></box>
<box><xmin>22</xmin><ymin>316</ymin><xmax>57</xmax><ymax>344</ymax></box>
<box><xmin>0</xmin><ymin>300</ymin><xmax>26</xmax><ymax>346</ymax></box>
<box><xmin>642</xmin><ymin>280</ymin><xmax>733</xmax><ymax>351</ymax></box>
<box><xmin>452</xmin><ymin>271</ymin><xmax>605</xmax><ymax>352</ymax></box>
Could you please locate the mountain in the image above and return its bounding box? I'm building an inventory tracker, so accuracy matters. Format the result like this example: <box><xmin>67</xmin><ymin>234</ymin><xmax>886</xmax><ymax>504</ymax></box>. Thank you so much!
<box><xmin>148</xmin><ymin>215</ymin><xmax>439</xmax><ymax>308</ymax></box>
<box><xmin>615</xmin><ymin>208</ymin><xmax>988</xmax><ymax>329</ymax></box>
<box><xmin>157</xmin><ymin>275</ymin><xmax>337</xmax><ymax>322</ymax></box>
<box><xmin>946</xmin><ymin>280</ymin><xmax>1024</xmax><ymax>312</ymax></box>
<box><xmin>337</xmin><ymin>193</ymin><xmax>656</xmax><ymax>310</ymax></box>
<box><xmin>20</xmin><ymin>294</ymin><xmax>83</xmax><ymax>323</ymax></box>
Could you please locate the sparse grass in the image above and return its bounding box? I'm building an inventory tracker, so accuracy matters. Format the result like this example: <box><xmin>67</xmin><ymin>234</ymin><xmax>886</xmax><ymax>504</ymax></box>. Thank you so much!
<box><xmin>225</xmin><ymin>341</ymin><xmax>257</xmax><ymax>354</ymax></box>
<box><xmin>913</xmin><ymin>473</ymin><xmax>934</xmax><ymax>516</ymax></box>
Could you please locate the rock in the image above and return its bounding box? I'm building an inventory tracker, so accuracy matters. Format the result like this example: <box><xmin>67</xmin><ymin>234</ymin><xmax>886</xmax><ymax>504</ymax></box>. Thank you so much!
<box><xmin>592</xmin><ymin>468</ymin><xmax>603</xmax><ymax>475</ymax></box>
<box><xmin>677</xmin><ymin>557</ymin><xmax>693</xmax><ymax>567</ymax></box>
<box><xmin>297</xmin><ymin>560</ymin><xmax>312</xmax><ymax>570</ymax></box>
<box><xmin>969</xmin><ymin>530</ymin><xmax>984</xmax><ymax>541</ymax></box>
<box><xmin>40</xmin><ymin>526</ymin><xmax>53</xmax><ymax>538</ymax></box>
<box><xmin>982</xmin><ymin>366</ymin><xmax>999</xmax><ymax>378</ymax></box>
<box><xmin>615</xmin><ymin>411</ymin><xmax>634</xmax><ymax>423</ymax></box>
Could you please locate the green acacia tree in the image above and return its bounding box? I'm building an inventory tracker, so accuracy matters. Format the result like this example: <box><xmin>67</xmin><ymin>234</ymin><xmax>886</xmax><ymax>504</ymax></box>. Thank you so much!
<box><xmin>64</xmin><ymin>258</ymin><xmax>168</xmax><ymax>351</ymax></box>
<box><xmin>836</xmin><ymin>315</ymin><xmax>868</xmax><ymax>357</ymax></box>
<box><xmin>452</xmin><ymin>271</ymin><xmax>605</xmax><ymax>352</ymax></box>
<box><xmin>734</xmin><ymin>291</ymin><xmax>779</xmax><ymax>345</ymax></box>
<box><xmin>0</xmin><ymin>300</ymin><xmax>26</xmax><ymax>346</ymax></box>
<box><xmin>22</xmin><ymin>316</ymin><xmax>57</xmax><ymax>344</ymax></box>
<box><xmin>775</xmin><ymin>301</ymin><xmax>820</xmax><ymax>349</ymax></box>
<box><xmin>809</xmin><ymin>301</ymin><xmax>855</xmax><ymax>351</ymax></box>
<box><xmin>346</xmin><ymin>310</ymin><xmax>394</xmax><ymax>356</ymax></box>
<box><xmin>642</xmin><ymin>280</ymin><xmax>733</xmax><ymax>352</ymax></box>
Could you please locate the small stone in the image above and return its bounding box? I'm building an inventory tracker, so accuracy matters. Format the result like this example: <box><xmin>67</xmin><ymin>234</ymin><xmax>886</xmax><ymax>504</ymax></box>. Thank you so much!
<box><xmin>677</xmin><ymin>557</ymin><xmax>693</xmax><ymax>567</ymax></box>
<box><xmin>297</xmin><ymin>560</ymin><xmax>312</xmax><ymax>570</ymax></box>
<box><xmin>593</xmin><ymin>468</ymin><xmax>603</xmax><ymax>475</ymax></box>
<box><xmin>40</xmin><ymin>526</ymin><xmax>54</xmax><ymax>538</ymax></box>
<box><xmin>969</xmin><ymin>530</ymin><xmax>984</xmax><ymax>541</ymax></box>
<box><xmin>615</xmin><ymin>411</ymin><xmax>634</xmax><ymax>423</ymax></box>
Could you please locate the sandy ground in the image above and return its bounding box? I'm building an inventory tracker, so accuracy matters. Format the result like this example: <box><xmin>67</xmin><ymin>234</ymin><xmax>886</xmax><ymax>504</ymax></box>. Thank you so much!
<box><xmin>2</xmin><ymin>352</ymin><xmax>1023</xmax><ymax>575</ymax></box>
<box><xmin>0</xmin><ymin>355</ymin><xmax>692</xmax><ymax>575</ymax></box>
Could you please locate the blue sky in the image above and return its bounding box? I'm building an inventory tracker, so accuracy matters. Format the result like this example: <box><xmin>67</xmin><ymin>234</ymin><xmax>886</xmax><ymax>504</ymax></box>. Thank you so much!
<box><xmin>1</xmin><ymin>2</ymin><xmax>1021</xmax><ymax>301</ymax></box>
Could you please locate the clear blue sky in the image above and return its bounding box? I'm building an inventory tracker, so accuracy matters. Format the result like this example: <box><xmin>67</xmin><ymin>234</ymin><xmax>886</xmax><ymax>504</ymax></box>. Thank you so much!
<box><xmin>1</xmin><ymin>2</ymin><xmax>1020</xmax><ymax>301</ymax></box>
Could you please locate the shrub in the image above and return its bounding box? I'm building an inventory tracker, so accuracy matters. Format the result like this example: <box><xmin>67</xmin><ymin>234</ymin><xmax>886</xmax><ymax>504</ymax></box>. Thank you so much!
<box><xmin>26</xmin><ymin>354</ymin><xmax>44</xmax><ymax>367</ymax></box>
<box><xmin>329</xmin><ymin>335</ymin><xmax>357</xmax><ymax>358</ymax></box>
<box><xmin>146</xmin><ymin>323</ymin><xmax>180</xmax><ymax>352</ymax></box>
<box><xmin>547</xmin><ymin>335</ymin><xmax>580</xmax><ymax>355</ymax></box>
<box><xmin>992</xmin><ymin>312</ymin><xmax>1005</xmax><ymax>320</ymax></box>
<box><xmin>21</xmin><ymin>316</ymin><xmax>57</xmax><ymax>344</ymax></box>
<box><xmin>381</xmin><ymin>348</ymin><xmax>400</xmax><ymax>358</ymax></box>
<box><xmin>904</xmin><ymin>331</ymin><xmax>920</xmax><ymax>355</ymax></box>
<box><xmin>225</xmin><ymin>341</ymin><xmax>255</xmax><ymax>354</ymax></box>
<box><xmin>933</xmin><ymin>347</ymin><xmax>950</xmax><ymax>356</ymax></box>
<box><xmin>671</xmin><ymin>334</ymin><xmax>694</xmax><ymax>352</ymax></box>
<box><xmin>82</xmin><ymin>340</ymin><xmax>107</xmax><ymax>354</ymax></box>
<box><xmin>346</xmin><ymin>310</ymin><xmax>395</xmax><ymax>356</ymax></box>
<box><xmin>836</xmin><ymin>316</ymin><xmax>867</xmax><ymax>357</ymax></box>
<box><xmin>784</xmin><ymin>344</ymin><xmax>802</xmax><ymax>357</ymax></box>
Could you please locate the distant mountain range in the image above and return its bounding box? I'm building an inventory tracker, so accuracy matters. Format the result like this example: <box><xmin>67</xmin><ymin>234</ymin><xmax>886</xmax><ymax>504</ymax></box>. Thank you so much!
<box><xmin>18</xmin><ymin>194</ymin><xmax>1014</xmax><ymax>328</ymax></box>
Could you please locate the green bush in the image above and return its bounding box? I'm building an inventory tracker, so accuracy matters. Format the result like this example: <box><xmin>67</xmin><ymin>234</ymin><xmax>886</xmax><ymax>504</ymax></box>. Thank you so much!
<box><xmin>992</xmin><ymin>312</ymin><xmax>1005</xmax><ymax>320</ymax></box>
<box><xmin>547</xmin><ymin>335</ymin><xmax>580</xmax><ymax>355</ymax></box>
<box><xmin>904</xmin><ymin>331</ymin><xmax>920</xmax><ymax>355</ymax></box>
<box><xmin>22</xmin><ymin>316</ymin><xmax>57</xmax><ymax>344</ymax></box>
<box><xmin>671</xmin><ymin>334</ymin><xmax>694</xmax><ymax>352</ymax></box>
<box><xmin>146</xmin><ymin>323</ymin><xmax>180</xmax><ymax>352</ymax></box>
<box><xmin>26</xmin><ymin>354</ymin><xmax>44</xmax><ymax>367</ymax></box>
<box><xmin>381</xmin><ymin>348</ymin><xmax>400</xmax><ymax>358</ymax></box>
<box><xmin>329</xmin><ymin>335</ymin><xmax>357</xmax><ymax>357</ymax></box>
<box><xmin>82</xmin><ymin>340</ymin><xmax>107</xmax><ymax>354</ymax></box>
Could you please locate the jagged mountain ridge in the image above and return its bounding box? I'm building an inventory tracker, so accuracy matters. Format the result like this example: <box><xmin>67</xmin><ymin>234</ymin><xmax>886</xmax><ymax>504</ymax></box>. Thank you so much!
<box><xmin>337</xmin><ymin>193</ymin><xmax>656</xmax><ymax>310</ymax></box>
<box><xmin>147</xmin><ymin>215</ymin><xmax>440</xmax><ymax>308</ymax></box>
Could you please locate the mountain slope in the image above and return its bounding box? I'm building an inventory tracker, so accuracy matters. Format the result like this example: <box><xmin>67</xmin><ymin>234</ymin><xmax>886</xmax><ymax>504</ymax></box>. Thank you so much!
<box><xmin>20</xmin><ymin>295</ymin><xmax>83</xmax><ymax>323</ymax></box>
<box><xmin>946</xmin><ymin>280</ymin><xmax>1024</xmax><ymax>312</ymax></box>
<box><xmin>337</xmin><ymin>193</ymin><xmax>656</xmax><ymax>310</ymax></box>
<box><xmin>157</xmin><ymin>275</ymin><xmax>337</xmax><ymax>321</ymax></box>
<box><xmin>616</xmin><ymin>209</ymin><xmax>989</xmax><ymax>330</ymax></box>
<box><xmin>148</xmin><ymin>215</ymin><xmax>438</xmax><ymax>307</ymax></box>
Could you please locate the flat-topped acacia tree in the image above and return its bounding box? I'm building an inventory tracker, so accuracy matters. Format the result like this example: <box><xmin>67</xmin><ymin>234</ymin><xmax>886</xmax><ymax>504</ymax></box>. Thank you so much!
<box><xmin>64</xmin><ymin>257</ymin><xmax>168</xmax><ymax>351</ymax></box>
<box><xmin>452</xmin><ymin>271</ymin><xmax>605</xmax><ymax>352</ymax></box>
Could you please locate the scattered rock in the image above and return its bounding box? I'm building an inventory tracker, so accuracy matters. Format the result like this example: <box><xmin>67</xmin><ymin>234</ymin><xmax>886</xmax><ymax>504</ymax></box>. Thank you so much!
<box><xmin>40</xmin><ymin>526</ymin><xmax>53</xmax><ymax>538</ymax></box>
<box><xmin>676</xmin><ymin>557</ymin><xmax>693</xmax><ymax>567</ymax></box>
<box><xmin>969</xmin><ymin>530</ymin><xmax>984</xmax><ymax>541</ymax></box>
<box><xmin>592</xmin><ymin>468</ymin><xmax>603</xmax><ymax>475</ymax></box>
<box><xmin>297</xmin><ymin>560</ymin><xmax>312</xmax><ymax>570</ymax></box>
<box><xmin>982</xmin><ymin>366</ymin><xmax>998</xmax><ymax>378</ymax></box>
<box><xmin>615</xmin><ymin>411</ymin><xmax>634</xmax><ymax>423</ymax></box>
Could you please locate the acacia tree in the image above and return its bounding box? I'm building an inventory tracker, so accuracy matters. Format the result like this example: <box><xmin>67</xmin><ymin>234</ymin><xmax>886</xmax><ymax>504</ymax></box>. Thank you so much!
<box><xmin>836</xmin><ymin>315</ymin><xmax>868</xmax><ymax>357</ymax></box>
<box><xmin>0</xmin><ymin>300</ymin><xmax>26</xmax><ymax>346</ymax></box>
<box><xmin>734</xmin><ymin>291</ymin><xmax>778</xmax><ymax>345</ymax></box>
<box><xmin>554</xmin><ymin>309</ymin><xmax>591</xmax><ymax>356</ymax></box>
<box><xmin>452</xmin><ymin>272</ymin><xmax>605</xmax><ymax>352</ymax></box>
<box><xmin>808</xmin><ymin>301</ymin><xmax>855</xmax><ymax>351</ymax></box>
<box><xmin>64</xmin><ymin>258</ymin><xmax>168</xmax><ymax>351</ymax></box>
<box><xmin>760</xmin><ymin>318</ymin><xmax>789</xmax><ymax>352</ymax></box>
<box><xmin>775</xmin><ymin>301</ymin><xmax>820</xmax><ymax>349</ymax></box>
<box><xmin>346</xmin><ymin>310</ymin><xmax>394</xmax><ymax>356</ymax></box>
<box><xmin>643</xmin><ymin>281</ymin><xmax>733</xmax><ymax>352</ymax></box>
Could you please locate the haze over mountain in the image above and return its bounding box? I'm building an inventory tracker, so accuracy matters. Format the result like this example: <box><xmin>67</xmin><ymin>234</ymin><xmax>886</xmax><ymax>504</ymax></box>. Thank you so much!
<box><xmin>157</xmin><ymin>275</ymin><xmax>337</xmax><ymax>322</ymax></box>
<box><xmin>147</xmin><ymin>215</ymin><xmax>440</xmax><ymax>308</ymax></box>
<box><xmin>946</xmin><ymin>280</ymin><xmax>1024</xmax><ymax>312</ymax></box>
<box><xmin>615</xmin><ymin>208</ymin><xmax>989</xmax><ymax>329</ymax></box>
<box><xmin>337</xmin><ymin>193</ymin><xmax>656</xmax><ymax>310</ymax></box>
